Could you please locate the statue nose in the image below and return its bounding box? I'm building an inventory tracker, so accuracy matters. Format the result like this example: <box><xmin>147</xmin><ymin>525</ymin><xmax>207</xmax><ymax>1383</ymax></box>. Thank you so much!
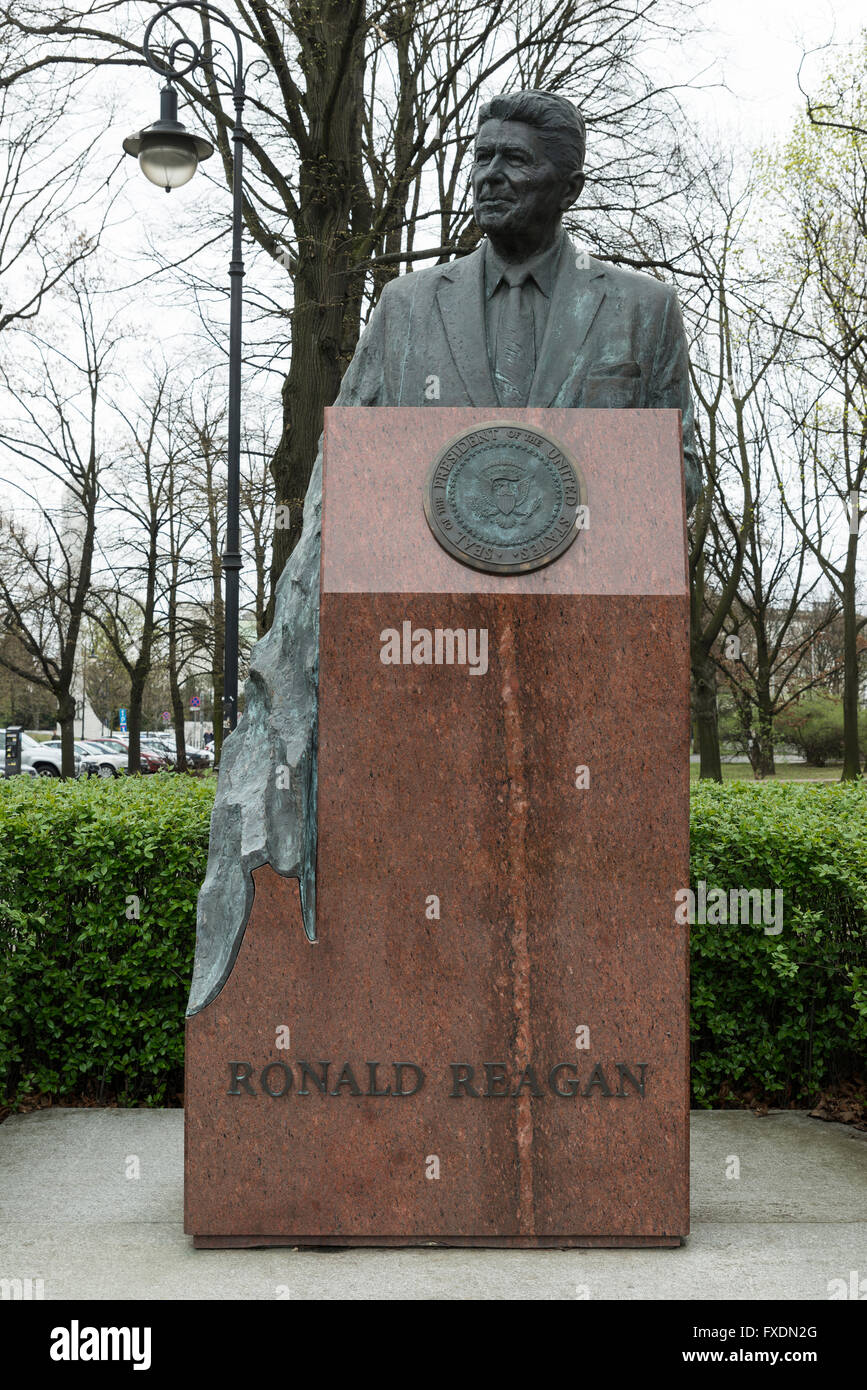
<box><xmin>480</xmin><ymin>169</ymin><xmax>508</xmax><ymax>195</ymax></box>
<box><xmin>486</xmin><ymin>155</ymin><xmax>508</xmax><ymax>179</ymax></box>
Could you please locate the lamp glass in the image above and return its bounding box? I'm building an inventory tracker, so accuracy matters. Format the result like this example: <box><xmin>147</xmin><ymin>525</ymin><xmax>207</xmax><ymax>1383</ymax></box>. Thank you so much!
<box><xmin>138</xmin><ymin>135</ymin><xmax>199</xmax><ymax>191</ymax></box>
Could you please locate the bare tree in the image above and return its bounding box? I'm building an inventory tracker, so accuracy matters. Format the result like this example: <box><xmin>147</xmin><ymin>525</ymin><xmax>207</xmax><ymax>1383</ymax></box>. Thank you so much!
<box><xmin>766</xmin><ymin>53</ymin><xmax>867</xmax><ymax>778</ymax></box>
<box><xmin>711</xmin><ymin>394</ymin><xmax>840</xmax><ymax>776</ymax></box>
<box><xmin>0</xmin><ymin>274</ymin><xmax>116</xmax><ymax>773</ymax></box>
<box><xmin>0</xmin><ymin>629</ymin><xmax>55</xmax><ymax>726</ymax></box>
<box><xmin>677</xmin><ymin>152</ymin><xmax>804</xmax><ymax>780</ymax></box>
<box><xmin>240</xmin><ymin>415</ymin><xmax>276</xmax><ymax>639</ymax></box>
<box><xmin>175</xmin><ymin>391</ymin><xmax>228</xmax><ymax>763</ymax></box>
<box><xmin>162</xmin><ymin>447</ymin><xmax>202</xmax><ymax>772</ymax></box>
<box><xmin>0</xmin><ymin>29</ymin><xmax>116</xmax><ymax>332</ymax></box>
<box><xmin>797</xmin><ymin>35</ymin><xmax>867</xmax><ymax>140</ymax></box>
<box><xmin>89</xmin><ymin>369</ymin><xmax>178</xmax><ymax>774</ymax></box>
<box><xmin>0</xmin><ymin>0</ymin><xmax>705</xmax><ymax>618</ymax></box>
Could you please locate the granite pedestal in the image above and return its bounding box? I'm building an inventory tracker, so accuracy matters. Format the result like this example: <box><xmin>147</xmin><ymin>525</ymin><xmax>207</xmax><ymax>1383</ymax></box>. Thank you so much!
<box><xmin>185</xmin><ymin>407</ymin><xmax>690</xmax><ymax>1246</ymax></box>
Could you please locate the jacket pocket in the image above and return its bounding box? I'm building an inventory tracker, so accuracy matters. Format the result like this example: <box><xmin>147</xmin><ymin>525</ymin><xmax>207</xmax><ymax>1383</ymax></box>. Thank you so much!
<box><xmin>584</xmin><ymin>373</ymin><xmax>642</xmax><ymax>407</ymax></box>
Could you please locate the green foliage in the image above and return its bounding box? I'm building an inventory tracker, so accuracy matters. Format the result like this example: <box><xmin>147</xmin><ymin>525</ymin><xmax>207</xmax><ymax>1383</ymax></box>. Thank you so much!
<box><xmin>716</xmin><ymin>695</ymin><xmax>749</xmax><ymax>757</ymax></box>
<box><xmin>1</xmin><ymin>776</ymin><xmax>864</xmax><ymax>1110</ymax></box>
<box><xmin>774</xmin><ymin>695</ymin><xmax>848</xmax><ymax>766</ymax></box>
<box><xmin>0</xmin><ymin>774</ymin><xmax>215</xmax><ymax>1106</ymax></box>
<box><xmin>691</xmin><ymin>781</ymin><xmax>867</xmax><ymax>1106</ymax></box>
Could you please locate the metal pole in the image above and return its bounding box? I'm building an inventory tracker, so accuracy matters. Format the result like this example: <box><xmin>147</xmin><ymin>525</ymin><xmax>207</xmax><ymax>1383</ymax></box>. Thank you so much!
<box><xmin>221</xmin><ymin>79</ymin><xmax>245</xmax><ymax>734</ymax></box>
<box><xmin>138</xmin><ymin>3</ymin><xmax>247</xmax><ymax>739</ymax></box>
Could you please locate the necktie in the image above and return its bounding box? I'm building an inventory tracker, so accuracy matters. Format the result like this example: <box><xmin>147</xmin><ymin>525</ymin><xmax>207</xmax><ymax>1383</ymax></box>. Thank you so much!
<box><xmin>494</xmin><ymin>267</ymin><xmax>535</xmax><ymax>407</ymax></box>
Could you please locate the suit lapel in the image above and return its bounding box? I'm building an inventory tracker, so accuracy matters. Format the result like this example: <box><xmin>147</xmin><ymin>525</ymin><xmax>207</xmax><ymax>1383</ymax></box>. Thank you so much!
<box><xmin>528</xmin><ymin>238</ymin><xmax>606</xmax><ymax>406</ymax></box>
<box><xmin>436</xmin><ymin>247</ymin><xmax>497</xmax><ymax>406</ymax></box>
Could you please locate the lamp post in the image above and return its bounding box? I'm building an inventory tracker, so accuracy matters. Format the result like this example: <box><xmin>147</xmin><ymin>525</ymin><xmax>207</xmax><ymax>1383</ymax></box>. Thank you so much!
<box><xmin>123</xmin><ymin>1</ymin><xmax>246</xmax><ymax>738</ymax></box>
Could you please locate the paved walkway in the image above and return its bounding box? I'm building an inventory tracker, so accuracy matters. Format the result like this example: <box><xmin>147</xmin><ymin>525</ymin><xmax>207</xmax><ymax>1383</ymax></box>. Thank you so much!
<box><xmin>0</xmin><ymin>1109</ymin><xmax>864</xmax><ymax>1300</ymax></box>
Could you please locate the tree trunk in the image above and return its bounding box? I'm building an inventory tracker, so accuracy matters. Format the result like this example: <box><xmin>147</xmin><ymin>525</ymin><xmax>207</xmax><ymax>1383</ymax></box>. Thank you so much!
<box><xmin>127</xmin><ymin>672</ymin><xmax>146</xmax><ymax>773</ymax></box>
<box><xmin>690</xmin><ymin>549</ymin><xmax>724</xmax><ymax>783</ymax></box>
<box><xmin>125</xmin><ymin>527</ymin><xmax>158</xmax><ymax>773</ymax></box>
<box><xmin>167</xmin><ymin>586</ymin><xmax>188</xmax><ymax>775</ymax></box>
<box><xmin>753</xmin><ymin>643</ymin><xmax>776</xmax><ymax>778</ymax></box>
<box><xmin>733</xmin><ymin>693</ymin><xmax>760</xmax><ymax>775</ymax></box>
<box><xmin>693</xmin><ymin>649</ymin><xmax>722</xmax><ymax>781</ymax></box>
<box><xmin>841</xmin><ymin>537</ymin><xmax>861</xmax><ymax>780</ymax></box>
<box><xmin>58</xmin><ymin>691</ymin><xmax>77</xmax><ymax>779</ymax></box>
<box><xmin>266</xmin><ymin>4</ymin><xmax>368</xmax><ymax>623</ymax></box>
<box><xmin>754</xmin><ymin>699</ymin><xmax>776</xmax><ymax>778</ymax></box>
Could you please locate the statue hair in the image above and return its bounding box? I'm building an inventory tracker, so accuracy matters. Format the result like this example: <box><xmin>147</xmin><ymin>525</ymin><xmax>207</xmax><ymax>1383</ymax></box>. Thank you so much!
<box><xmin>478</xmin><ymin>91</ymin><xmax>586</xmax><ymax>179</ymax></box>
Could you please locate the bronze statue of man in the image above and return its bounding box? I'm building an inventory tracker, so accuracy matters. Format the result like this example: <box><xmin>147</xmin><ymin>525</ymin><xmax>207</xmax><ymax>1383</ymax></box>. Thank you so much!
<box><xmin>188</xmin><ymin>89</ymin><xmax>699</xmax><ymax>1015</ymax></box>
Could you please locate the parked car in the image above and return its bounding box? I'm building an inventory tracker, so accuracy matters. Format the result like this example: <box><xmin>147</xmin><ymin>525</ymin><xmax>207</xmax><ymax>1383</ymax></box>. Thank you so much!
<box><xmin>80</xmin><ymin>741</ymin><xmax>131</xmax><ymax>778</ymax></box>
<box><xmin>99</xmin><ymin>737</ymin><xmax>167</xmax><ymax>773</ymax></box>
<box><xmin>141</xmin><ymin>737</ymin><xmax>176</xmax><ymax>767</ymax></box>
<box><xmin>1</xmin><ymin>730</ymin><xmax>81</xmax><ymax>778</ymax></box>
<box><xmin>143</xmin><ymin>735</ymin><xmax>213</xmax><ymax>769</ymax></box>
<box><xmin>185</xmin><ymin>746</ymin><xmax>214</xmax><ymax>769</ymax></box>
<box><xmin>42</xmin><ymin>738</ymin><xmax>126</xmax><ymax>778</ymax></box>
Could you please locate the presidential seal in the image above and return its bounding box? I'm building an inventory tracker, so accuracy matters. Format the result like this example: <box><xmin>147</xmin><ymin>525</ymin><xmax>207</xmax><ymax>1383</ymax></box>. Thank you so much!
<box><xmin>423</xmin><ymin>423</ymin><xmax>586</xmax><ymax>574</ymax></box>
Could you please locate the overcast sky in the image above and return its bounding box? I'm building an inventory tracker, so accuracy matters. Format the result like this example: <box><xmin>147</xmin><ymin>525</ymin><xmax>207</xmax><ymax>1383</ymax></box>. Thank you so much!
<box><xmin>5</xmin><ymin>1</ymin><xmax>866</xmax><ymax>522</ymax></box>
<box><xmin>110</xmin><ymin>0</ymin><xmax>867</xmax><ymax>306</ymax></box>
<box><xmin>677</xmin><ymin>0</ymin><xmax>864</xmax><ymax>141</ymax></box>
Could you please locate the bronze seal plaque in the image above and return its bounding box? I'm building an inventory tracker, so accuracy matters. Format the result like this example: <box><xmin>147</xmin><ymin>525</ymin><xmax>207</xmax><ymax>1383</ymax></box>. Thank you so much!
<box><xmin>423</xmin><ymin>422</ymin><xmax>586</xmax><ymax>574</ymax></box>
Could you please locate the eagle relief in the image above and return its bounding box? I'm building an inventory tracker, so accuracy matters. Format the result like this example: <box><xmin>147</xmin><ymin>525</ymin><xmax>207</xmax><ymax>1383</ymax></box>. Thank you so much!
<box><xmin>474</xmin><ymin>461</ymin><xmax>542</xmax><ymax>529</ymax></box>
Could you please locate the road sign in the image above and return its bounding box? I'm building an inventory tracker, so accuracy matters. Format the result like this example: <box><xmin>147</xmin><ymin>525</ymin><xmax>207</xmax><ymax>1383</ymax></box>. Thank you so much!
<box><xmin>161</xmin><ymin>711</ymin><xmax>171</xmax><ymax>723</ymax></box>
<box><xmin>118</xmin><ymin>707</ymin><xmax>127</xmax><ymax>732</ymax></box>
<box><xmin>190</xmin><ymin>695</ymin><xmax>201</xmax><ymax>710</ymax></box>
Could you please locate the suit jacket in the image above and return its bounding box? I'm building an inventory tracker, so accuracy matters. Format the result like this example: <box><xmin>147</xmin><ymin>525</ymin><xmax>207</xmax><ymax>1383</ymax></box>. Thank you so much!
<box><xmin>187</xmin><ymin>234</ymin><xmax>699</xmax><ymax>1016</ymax></box>
<box><xmin>335</xmin><ymin>233</ymin><xmax>700</xmax><ymax>512</ymax></box>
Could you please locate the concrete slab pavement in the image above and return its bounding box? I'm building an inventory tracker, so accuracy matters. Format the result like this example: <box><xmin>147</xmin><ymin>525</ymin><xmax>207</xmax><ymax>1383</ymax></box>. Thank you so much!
<box><xmin>0</xmin><ymin>1109</ymin><xmax>864</xmax><ymax>1300</ymax></box>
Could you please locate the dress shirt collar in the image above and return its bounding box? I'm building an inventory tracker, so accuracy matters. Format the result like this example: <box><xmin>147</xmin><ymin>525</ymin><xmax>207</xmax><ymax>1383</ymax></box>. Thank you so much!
<box><xmin>484</xmin><ymin>227</ymin><xmax>565</xmax><ymax>300</ymax></box>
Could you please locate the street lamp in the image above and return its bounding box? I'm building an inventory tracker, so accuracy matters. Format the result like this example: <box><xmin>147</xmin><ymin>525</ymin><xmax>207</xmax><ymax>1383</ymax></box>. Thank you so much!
<box><xmin>123</xmin><ymin>1</ymin><xmax>246</xmax><ymax>739</ymax></box>
<box><xmin>123</xmin><ymin>83</ymin><xmax>213</xmax><ymax>191</ymax></box>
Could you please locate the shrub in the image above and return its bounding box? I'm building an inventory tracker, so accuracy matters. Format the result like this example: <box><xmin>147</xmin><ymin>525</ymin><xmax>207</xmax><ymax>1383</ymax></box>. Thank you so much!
<box><xmin>774</xmin><ymin>694</ymin><xmax>846</xmax><ymax>766</ymax></box>
<box><xmin>1</xmin><ymin>775</ymin><xmax>864</xmax><ymax>1110</ymax></box>
<box><xmin>0</xmin><ymin>773</ymin><xmax>215</xmax><ymax>1105</ymax></box>
<box><xmin>690</xmin><ymin>781</ymin><xmax>867</xmax><ymax>1105</ymax></box>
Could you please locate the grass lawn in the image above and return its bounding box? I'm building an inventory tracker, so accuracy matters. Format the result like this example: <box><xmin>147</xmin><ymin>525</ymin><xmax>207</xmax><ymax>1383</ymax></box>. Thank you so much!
<box><xmin>689</xmin><ymin>761</ymin><xmax>846</xmax><ymax>782</ymax></box>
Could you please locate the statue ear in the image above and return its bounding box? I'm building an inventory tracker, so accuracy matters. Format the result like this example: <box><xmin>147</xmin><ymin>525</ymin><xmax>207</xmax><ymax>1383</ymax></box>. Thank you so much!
<box><xmin>561</xmin><ymin>171</ymin><xmax>585</xmax><ymax>211</ymax></box>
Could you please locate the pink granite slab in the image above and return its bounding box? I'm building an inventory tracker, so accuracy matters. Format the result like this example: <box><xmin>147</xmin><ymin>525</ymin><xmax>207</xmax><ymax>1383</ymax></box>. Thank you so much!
<box><xmin>320</xmin><ymin>408</ymin><xmax>687</xmax><ymax>595</ymax></box>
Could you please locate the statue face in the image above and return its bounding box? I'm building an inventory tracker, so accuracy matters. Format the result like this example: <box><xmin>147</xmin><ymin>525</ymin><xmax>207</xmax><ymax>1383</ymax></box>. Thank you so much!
<box><xmin>472</xmin><ymin>119</ymin><xmax>581</xmax><ymax>249</ymax></box>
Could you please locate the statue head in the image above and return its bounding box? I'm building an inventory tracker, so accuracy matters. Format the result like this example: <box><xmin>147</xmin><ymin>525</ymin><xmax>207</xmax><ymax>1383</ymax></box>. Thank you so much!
<box><xmin>472</xmin><ymin>90</ymin><xmax>586</xmax><ymax>259</ymax></box>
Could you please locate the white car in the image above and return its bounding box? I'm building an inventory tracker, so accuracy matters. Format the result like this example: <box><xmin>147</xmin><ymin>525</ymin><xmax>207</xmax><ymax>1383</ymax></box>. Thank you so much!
<box><xmin>80</xmin><ymin>740</ymin><xmax>130</xmax><ymax>777</ymax></box>
<box><xmin>42</xmin><ymin>738</ymin><xmax>125</xmax><ymax>778</ymax></box>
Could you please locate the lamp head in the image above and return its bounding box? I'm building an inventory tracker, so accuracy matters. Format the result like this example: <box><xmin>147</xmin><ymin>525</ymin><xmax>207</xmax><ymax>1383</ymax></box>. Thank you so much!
<box><xmin>123</xmin><ymin>84</ymin><xmax>214</xmax><ymax>192</ymax></box>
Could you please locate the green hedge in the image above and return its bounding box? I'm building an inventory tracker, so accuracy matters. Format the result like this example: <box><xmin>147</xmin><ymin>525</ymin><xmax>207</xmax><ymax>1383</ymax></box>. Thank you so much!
<box><xmin>1</xmin><ymin>775</ymin><xmax>865</xmax><ymax>1109</ymax></box>
<box><xmin>0</xmin><ymin>774</ymin><xmax>214</xmax><ymax>1105</ymax></box>
<box><xmin>690</xmin><ymin>781</ymin><xmax>867</xmax><ymax>1105</ymax></box>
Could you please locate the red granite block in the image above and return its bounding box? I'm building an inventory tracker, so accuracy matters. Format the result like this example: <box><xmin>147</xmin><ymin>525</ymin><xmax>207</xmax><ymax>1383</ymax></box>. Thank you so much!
<box><xmin>185</xmin><ymin>408</ymin><xmax>690</xmax><ymax>1246</ymax></box>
